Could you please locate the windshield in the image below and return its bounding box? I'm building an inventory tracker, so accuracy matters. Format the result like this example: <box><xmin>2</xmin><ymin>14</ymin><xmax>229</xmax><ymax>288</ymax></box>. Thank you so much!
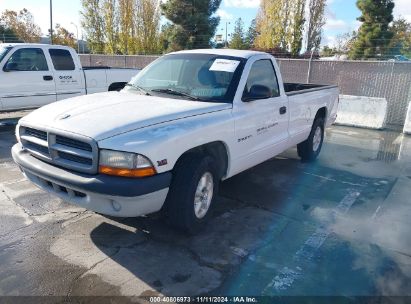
<box><xmin>0</xmin><ymin>46</ymin><xmax>12</xmax><ymax>63</ymax></box>
<box><xmin>127</xmin><ymin>53</ymin><xmax>245</xmax><ymax>103</ymax></box>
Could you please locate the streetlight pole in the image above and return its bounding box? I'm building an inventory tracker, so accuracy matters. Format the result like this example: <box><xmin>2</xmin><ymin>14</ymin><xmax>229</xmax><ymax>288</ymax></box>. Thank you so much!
<box><xmin>71</xmin><ymin>22</ymin><xmax>80</xmax><ymax>53</ymax></box>
<box><xmin>49</xmin><ymin>0</ymin><xmax>53</xmax><ymax>44</ymax></box>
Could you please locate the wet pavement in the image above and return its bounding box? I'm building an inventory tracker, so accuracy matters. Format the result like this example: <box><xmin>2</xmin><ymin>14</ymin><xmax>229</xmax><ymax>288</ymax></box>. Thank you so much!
<box><xmin>0</xmin><ymin>123</ymin><xmax>411</xmax><ymax>300</ymax></box>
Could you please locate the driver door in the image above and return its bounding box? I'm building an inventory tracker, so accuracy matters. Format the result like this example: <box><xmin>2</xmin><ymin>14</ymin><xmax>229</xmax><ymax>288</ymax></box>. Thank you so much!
<box><xmin>234</xmin><ymin>59</ymin><xmax>289</xmax><ymax>159</ymax></box>
<box><xmin>0</xmin><ymin>47</ymin><xmax>56</xmax><ymax>111</ymax></box>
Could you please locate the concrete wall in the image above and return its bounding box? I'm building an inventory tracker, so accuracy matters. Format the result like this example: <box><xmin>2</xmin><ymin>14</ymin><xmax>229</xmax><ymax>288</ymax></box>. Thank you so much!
<box><xmin>79</xmin><ymin>54</ymin><xmax>411</xmax><ymax>127</ymax></box>
<box><xmin>335</xmin><ymin>95</ymin><xmax>387</xmax><ymax>129</ymax></box>
<box><xmin>404</xmin><ymin>102</ymin><xmax>411</xmax><ymax>134</ymax></box>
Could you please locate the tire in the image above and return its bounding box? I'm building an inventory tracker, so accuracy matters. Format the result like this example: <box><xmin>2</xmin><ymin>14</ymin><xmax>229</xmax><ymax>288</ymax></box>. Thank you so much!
<box><xmin>297</xmin><ymin>118</ymin><xmax>325</xmax><ymax>162</ymax></box>
<box><xmin>165</xmin><ymin>154</ymin><xmax>219</xmax><ymax>234</ymax></box>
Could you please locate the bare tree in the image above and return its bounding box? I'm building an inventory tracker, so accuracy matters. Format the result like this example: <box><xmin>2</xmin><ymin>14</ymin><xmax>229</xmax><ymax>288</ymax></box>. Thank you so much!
<box><xmin>305</xmin><ymin>0</ymin><xmax>326</xmax><ymax>52</ymax></box>
<box><xmin>280</xmin><ymin>0</ymin><xmax>291</xmax><ymax>49</ymax></box>
<box><xmin>289</xmin><ymin>0</ymin><xmax>306</xmax><ymax>56</ymax></box>
<box><xmin>335</xmin><ymin>31</ymin><xmax>356</xmax><ymax>55</ymax></box>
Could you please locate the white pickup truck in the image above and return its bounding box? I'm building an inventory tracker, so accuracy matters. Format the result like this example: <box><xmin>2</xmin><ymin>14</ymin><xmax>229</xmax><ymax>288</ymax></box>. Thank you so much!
<box><xmin>0</xmin><ymin>43</ymin><xmax>139</xmax><ymax>111</ymax></box>
<box><xmin>12</xmin><ymin>49</ymin><xmax>339</xmax><ymax>233</ymax></box>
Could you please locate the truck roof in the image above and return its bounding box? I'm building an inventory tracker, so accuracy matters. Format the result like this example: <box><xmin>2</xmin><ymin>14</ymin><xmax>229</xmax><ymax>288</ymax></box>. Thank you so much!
<box><xmin>169</xmin><ymin>49</ymin><xmax>269</xmax><ymax>59</ymax></box>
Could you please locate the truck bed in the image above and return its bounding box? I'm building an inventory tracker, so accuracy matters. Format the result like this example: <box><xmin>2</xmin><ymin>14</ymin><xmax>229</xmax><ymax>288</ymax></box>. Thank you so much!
<box><xmin>284</xmin><ymin>83</ymin><xmax>337</xmax><ymax>96</ymax></box>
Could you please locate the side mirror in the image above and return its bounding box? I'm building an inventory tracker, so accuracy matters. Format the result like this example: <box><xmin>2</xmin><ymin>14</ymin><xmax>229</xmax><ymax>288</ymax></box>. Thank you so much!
<box><xmin>3</xmin><ymin>62</ymin><xmax>18</xmax><ymax>72</ymax></box>
<box><xmin>243</xmin><ymin>84</ymin><xmax>271</xmax><ymax>102</ymax></box>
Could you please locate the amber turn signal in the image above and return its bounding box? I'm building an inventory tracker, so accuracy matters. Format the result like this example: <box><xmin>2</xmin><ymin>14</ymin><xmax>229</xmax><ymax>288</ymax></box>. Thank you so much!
<box><xmin>99</xmin><ymin>165</ymin><xmax>156</xmax><ymax>178</ymax></box>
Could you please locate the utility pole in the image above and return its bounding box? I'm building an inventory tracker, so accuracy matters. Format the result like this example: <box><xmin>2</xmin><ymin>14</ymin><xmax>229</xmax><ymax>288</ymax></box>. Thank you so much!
<box><xmin>81</xmin><ymin>31</ymin><xmax>85</xmax><ymax>54</ymax></box>
<box><xmin>221</xmin><ymin>22</ymin><xmax>230</xmax><ymax>48</ymax></box>
<box><xmin>71</xmin><ymin>22</ymin><xmax>80</xmax><ymax>53</ymax></box>
<box><xmin>49</xmin><ymin>0</ymin><xmax>53</xmax><ymax>44</ymax></box>
<box><xmin>225</xmin><ymin>22</ymin><xmax>230</xmax><ymax>48</ymax></box>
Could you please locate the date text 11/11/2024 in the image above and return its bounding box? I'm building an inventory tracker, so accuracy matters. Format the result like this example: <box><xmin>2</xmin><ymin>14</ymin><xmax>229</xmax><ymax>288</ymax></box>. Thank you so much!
<box><xmin>149</xmin><ymin>296</ymin><xmax>258</xmax><ymax>303</ymax></box>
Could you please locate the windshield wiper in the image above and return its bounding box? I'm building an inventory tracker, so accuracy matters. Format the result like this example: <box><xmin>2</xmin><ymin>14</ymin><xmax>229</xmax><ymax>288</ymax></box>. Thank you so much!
<box><xmin>150</xmin><ymin>88</ymin><xmax>203</xmax><ymax>101</ymax></box>
<box><xmin>125</xmin><ymin>83</ymin><xmax>151</xmax><ymax>96</ymax></box>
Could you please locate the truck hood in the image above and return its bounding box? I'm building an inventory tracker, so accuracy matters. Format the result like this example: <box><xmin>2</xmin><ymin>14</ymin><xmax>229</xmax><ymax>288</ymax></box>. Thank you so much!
<box><xmin>20</xmin><ymin>91</ymin><xmax>232</xmax><ymax>140</ymax></box>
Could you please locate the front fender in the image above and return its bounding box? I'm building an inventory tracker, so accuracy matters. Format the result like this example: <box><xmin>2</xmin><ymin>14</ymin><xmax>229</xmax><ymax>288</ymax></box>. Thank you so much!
<box><xmin>97</xmin><ymin>109</ymin><xmax>234</xmax><ymax>174</ymax></box>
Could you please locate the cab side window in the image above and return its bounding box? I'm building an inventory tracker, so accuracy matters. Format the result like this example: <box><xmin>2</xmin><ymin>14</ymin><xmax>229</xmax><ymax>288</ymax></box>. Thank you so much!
<box><xmin>4</xmin><ymin>48</ymin><xmax>48</xmax><ymax>72</ymax></box>
<box><xmin>49</xmin><ymin>49</ymin><xmax>75</xmax><ymax>70</ymax></box>
<box><xmin>243</xmin><ymin>59</ymin><xmax>280</xmax><ymax>100</ymax></box>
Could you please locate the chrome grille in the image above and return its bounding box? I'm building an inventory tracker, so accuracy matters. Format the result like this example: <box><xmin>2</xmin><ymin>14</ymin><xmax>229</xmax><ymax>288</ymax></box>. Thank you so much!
<box><xmin>19</xmin><ymin>125</ymin><xmax>98</xmax><ymax>174</ymax></box>
<box><xmin>57</xmin><ymin>151</ymin><xmax>93</xmax><ymax>166</ymax></box>
<box><xmin>56</xmin><ymin>135</ymin><xmax>92</xmax><ymax>152</ymax></box>
<box><xmin>25</xmin><ymin>142</ymin><xmax>49</xmax><ymax>155</ymax></box>
<box><xmin>25</xmin><ymin>127</ymin><xmax>47</xmax><ymax>141</ymax></box>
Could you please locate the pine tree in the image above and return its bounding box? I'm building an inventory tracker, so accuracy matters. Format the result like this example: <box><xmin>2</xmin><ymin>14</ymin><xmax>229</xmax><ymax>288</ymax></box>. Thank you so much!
<box><xmin>230</xmin><ymin>18</ymin><xmax>247</xmax><ymax>50</ymax></box>
<box><xmin>245</xmin><ymin>18</ymin><xmax>257</xmax><ymax>49</ymax></box>
<box><xmin>161</xmin><ymin>0</ymin><xmax>222</xmax><ymax>50</ymax></box>
<box><xmin>349</xmin><ymin>0</ymin><xmax>394</xmax><ymax>60</ymax></box>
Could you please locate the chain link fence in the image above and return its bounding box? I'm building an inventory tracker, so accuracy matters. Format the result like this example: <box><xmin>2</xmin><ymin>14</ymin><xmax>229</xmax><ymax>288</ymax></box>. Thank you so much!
<box><xmin>79</xmin><ymin>54</ymin><xmax>411</xmax><ymax>126</ymax></box>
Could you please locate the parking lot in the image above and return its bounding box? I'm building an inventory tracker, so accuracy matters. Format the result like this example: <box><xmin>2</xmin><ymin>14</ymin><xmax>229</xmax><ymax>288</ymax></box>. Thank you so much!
<box><xmin>1</xmin><ymin>120</ymin><xmax>411</xmax><ymax>299</ymax></box>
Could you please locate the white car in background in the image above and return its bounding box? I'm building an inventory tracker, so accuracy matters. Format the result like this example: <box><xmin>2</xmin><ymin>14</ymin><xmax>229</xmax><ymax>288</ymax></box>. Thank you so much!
<box><xmin>0</xmin><ymin>43</ymin><xmax>140</xmax><ymax>111</ymax></box>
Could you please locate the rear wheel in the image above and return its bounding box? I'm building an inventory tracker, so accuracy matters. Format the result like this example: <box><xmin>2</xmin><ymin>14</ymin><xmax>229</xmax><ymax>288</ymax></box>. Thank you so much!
<box><xmin>165</xmin><ymin>154</ymin><xmax>219</xmax><ymax>234</ymax></box>
<box><xmin>297</xmin><ymin>118</ymin><xmax>325</xmax><ymax>162</ymax></box>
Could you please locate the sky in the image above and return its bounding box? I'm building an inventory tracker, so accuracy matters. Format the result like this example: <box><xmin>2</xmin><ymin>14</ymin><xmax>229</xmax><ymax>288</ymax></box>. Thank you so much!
<box><xmin>1</xmin><ymin>0</ymin><xmax>411</xmax><ymax>48</ymax></box>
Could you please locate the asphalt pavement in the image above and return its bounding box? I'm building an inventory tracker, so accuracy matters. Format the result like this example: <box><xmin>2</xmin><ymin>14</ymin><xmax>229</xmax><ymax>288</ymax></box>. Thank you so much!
<box><xmin>0</xmin><ymin>123</ymin><xmax>410</xmax><ymax>301</ymax></box>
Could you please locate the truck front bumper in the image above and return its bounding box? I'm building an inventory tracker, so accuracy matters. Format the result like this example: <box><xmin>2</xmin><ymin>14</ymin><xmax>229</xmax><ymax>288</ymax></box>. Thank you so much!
<box><xmin>12</xmin><ymin>144</ymin><xmax>171</xmax><ymax>217</ymax></box>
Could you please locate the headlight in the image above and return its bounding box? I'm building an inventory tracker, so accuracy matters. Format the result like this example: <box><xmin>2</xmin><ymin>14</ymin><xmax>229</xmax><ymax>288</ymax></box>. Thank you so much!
<box><xmin>99</xmin><ymin>149</ymin><xmax>156</xmax><ymax>178</ymax></box>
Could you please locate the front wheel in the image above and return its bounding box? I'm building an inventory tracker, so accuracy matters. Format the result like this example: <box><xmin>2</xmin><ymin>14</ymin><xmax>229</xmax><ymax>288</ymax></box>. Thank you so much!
<box><xmin>297</xmin><ymin>118</ymin><xmax>325</xmax><ymax>162</ymax></box>
<box><xmin>164</xmin><ymin>154</ymin><xmax>219</xmax><ymax>234</ymax></box>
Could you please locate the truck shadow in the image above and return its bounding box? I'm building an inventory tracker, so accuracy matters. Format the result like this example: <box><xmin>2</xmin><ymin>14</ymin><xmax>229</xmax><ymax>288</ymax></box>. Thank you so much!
<box><xmin>86</xmin><ymin>136</ymin><xmax>408</xmax><ymax>296</ymax></box>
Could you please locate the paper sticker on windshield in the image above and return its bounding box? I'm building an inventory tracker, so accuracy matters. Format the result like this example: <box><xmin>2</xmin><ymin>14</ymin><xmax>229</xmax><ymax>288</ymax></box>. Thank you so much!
<box><xmin>209</xmin><ymin>59</ymin><xmax>240</xmax><ymax>73</ymax></box>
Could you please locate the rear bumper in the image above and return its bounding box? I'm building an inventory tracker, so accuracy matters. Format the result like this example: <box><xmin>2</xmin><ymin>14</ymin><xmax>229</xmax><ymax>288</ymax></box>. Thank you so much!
<box><xmin>12</xmin><ymin>144</ymin><xmax>171</xmax><ymax>217</ymax></box>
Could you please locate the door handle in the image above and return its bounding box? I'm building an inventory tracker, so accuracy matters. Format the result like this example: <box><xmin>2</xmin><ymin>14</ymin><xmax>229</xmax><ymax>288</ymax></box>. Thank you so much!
<box><xmin>43</xmin><ymin>75</ymin><xmax>53</xmax><ymax>81</ymax></box>
<box><xmin>279</xmin><ymin>106</ymin><xmax>287</xmax><ymax>115</ymax></box>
